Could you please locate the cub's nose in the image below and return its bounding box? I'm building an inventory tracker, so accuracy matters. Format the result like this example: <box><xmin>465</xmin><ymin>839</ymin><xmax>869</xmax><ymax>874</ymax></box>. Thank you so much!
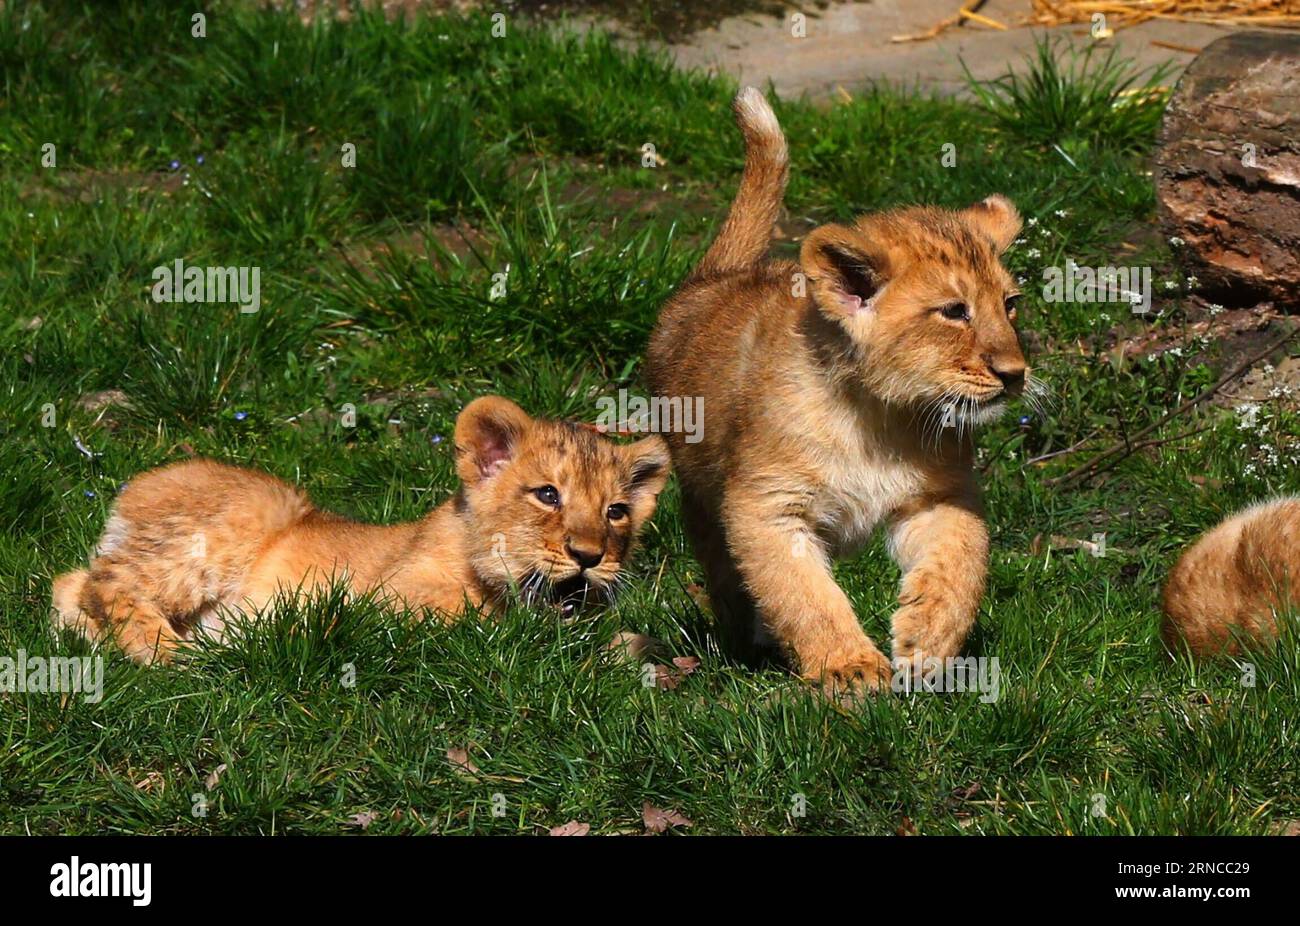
<box><xmin>565</xmin><ymin>542</ymin><xmax>604</xmax><ymax>570</ymax></box>
<box><xmin>991</xmin><ymin>361</ymin><xmax>1026</xmax><ymax>394</ymax></box>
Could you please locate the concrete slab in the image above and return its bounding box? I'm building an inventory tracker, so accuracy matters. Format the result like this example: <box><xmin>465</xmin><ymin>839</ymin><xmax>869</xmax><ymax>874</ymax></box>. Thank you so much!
<box><xmin>667</xmin><ymin>0</ymin><xmax>1292</xmax><ymax>99</ymax></box>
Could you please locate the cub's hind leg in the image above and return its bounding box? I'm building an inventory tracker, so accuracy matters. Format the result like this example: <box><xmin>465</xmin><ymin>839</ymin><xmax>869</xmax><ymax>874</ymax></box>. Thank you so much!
<box><xmin>80</xmin><ymin>561</ymin><xmax>185</xmax><ymax>665</ymax></box>
<box><xmin>51</xmin><ymin>569</ymin><xmax>102</xmax><ymax>645</ymax></box>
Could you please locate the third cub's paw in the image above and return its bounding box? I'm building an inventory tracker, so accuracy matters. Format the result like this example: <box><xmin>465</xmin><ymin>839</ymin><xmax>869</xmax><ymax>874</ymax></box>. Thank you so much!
<box><xmin>813</xmin><ymin>651</ymin><xmax>894</xmax><ymax>704</ymax></box>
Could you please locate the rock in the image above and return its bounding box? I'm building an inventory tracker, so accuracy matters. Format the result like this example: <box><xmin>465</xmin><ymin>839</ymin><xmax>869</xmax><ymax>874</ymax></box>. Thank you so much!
<box><xmin>1155</xmin><ymin>32</ymin><xmax>1300</xmax><ymax>309</ymax></box>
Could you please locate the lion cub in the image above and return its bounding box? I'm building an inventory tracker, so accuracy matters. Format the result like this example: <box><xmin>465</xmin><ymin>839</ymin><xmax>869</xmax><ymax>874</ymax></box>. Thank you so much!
<box><xmin>1163</xmin><ymin>496</ymin><xmax>1300</xmax><ymax>657</ymax></box>
<box><xmin>646</xmin><ymin>88</ymin><xmax>1034</xmax><ymax>697</ymax></box>
<box><xmin>52</xmin><ymin>396</ymin><xmax>670</xmax><ymax>664</ymax></box>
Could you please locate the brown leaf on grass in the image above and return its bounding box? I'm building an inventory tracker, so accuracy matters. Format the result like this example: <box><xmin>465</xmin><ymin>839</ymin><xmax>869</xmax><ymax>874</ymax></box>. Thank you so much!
<box><xmin>348</xmin><ymin>811</ymin><xmax>378</xmax><ymax>830</ymax></box>
<box><xmin>652</xmin><ymin>664</ymin><xmax>682</xmax><ymax>690</ymax></box>
<box><xmin>651</xmin><ymin>655</ymin><xmax>702</xmax><ymax>690</ymax></box>
<box><xmin>642</xmin><ymin>802</ymin><xmax>692</xmax><ymax>834</ymax></box>
<box><xmin>446</xmin><ymin>747</ymin><xmax>480</xmax><ymax>778</ymax></box>
<box><xmin>549</xmin><ymin>821</ymin><xmax>591</xmax><ymax>836</ymax></box>
<box><xmin>133</xmin><ymin>771</ymin><xmax>164</xmax><ymax>793</ymax></box>
<box><xmin>946</xmin><ymin>782</ymin><xmax>982</xmax><ymax>810</ymax></box>
<box><xmin>895</xmin><ymin>816</ymin><xmax>916</xmax><ymax>836</ymax></box>
<box><xmin>204</xmin><ymin>763</ymin><xmax>228</xmax><ymax>790</ymax></box>
<box><xmin>1029</xmin><ymin>534</ymin><xmax>1116</xmax><ymax>557</ymax></box>
<box><xmin>76</xmin><ymin>389</ymin><xmax>132</xmax><ymax>413</ymax></box>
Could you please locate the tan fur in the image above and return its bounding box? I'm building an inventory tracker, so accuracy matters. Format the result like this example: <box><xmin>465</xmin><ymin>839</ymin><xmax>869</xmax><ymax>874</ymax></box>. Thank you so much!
<box><xmin>51</xmin><ymin>397</ymin><xmax>669</xmax><ymax>664</ymax></box>
<box><xmin>646</xmin><ymin>88</ymin><xmax>1031</xmax><ymax>698</ymax></box>
<box><xmin>1162</xmin><ymin>496</ymin><xmax>1300</xmax><ymax>657</ymax></box>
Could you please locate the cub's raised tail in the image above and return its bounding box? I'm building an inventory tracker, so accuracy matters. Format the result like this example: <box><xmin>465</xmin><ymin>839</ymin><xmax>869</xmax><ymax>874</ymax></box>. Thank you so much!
<box><xmin>691</xmin><ymin>87</ymin><xmax>789</xmax><ymax>280</ymax></box>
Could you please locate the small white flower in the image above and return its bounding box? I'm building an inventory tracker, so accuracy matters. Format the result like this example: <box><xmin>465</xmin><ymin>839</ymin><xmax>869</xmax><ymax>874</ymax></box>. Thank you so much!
<box><xmin>1168</xmin><ymin>236</ymin><xmax>1185</xmax><ymax>247</ymax></box>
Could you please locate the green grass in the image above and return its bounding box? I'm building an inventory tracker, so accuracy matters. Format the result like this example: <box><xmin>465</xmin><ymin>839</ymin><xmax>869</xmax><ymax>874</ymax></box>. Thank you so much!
<box><xmin>3</xmin><ymin>1</ymin><xmax>1299</xmax><ymax>835</ymax></box>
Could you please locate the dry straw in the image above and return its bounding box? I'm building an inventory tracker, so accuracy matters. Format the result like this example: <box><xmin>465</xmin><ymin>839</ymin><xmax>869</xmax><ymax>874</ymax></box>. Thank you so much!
<box><xmin>1027</xmin><ymin>1</ymin><xmax>1300</xmax><ymax>29</ymax></box>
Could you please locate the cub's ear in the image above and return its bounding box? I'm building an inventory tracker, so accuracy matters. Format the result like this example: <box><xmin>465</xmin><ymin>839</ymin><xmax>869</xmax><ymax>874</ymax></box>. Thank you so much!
<box><xmin>961</xmin><ymin>194</ymin><xmax>1022</xmax><ymax>253</ymax></box>
<box><xmin>622</xmin><ymin>435</ymin><xmax>671</xmax><ymax>504</ymax></box>
<box><xmin>799</xmin><ymin>225</ymin><xmax>890</xmax><ymax>317</ymax></box>
<box><xmin>454</xmin><ymin>396</ymin><xmax>532</xmax><ymax>484</ymax></box>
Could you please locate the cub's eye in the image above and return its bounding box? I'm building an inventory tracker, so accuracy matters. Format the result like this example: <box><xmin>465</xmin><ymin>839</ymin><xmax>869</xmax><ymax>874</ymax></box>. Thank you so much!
<box><xmin>1005</xmin><ymin>294</ymin><xmax>1022</xmax><ymax>318</ymax></box>
<box><xmin>938</xmin><ymin>303</ymin><xmax>970</xmax><ymax>322</ymax></box>
<box><xmin>532</xmin><ymin>485</ymin><xmax>560</xmax><ymax>507</ymax></box>
<box><xmin>606</xmin><ymin>503</ymin><xmax>630</xmax><ymax>522</ymax></box>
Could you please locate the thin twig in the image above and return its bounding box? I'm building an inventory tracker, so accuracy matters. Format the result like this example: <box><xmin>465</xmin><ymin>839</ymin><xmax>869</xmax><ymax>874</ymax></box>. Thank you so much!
<box><xmin>1066</xmin><ymin>424</ymin><xmax>1213</xmax><ymax>488</ymax></box>
<box><xmin>1044</xmin><ymin>325</ymin><xmax>1298</xmax><ymax>488</ymax></box>
<box><xmin>1022</xmin><ymin>429</ymin><xmax>1100</xmax><ymax>467</ymax></box>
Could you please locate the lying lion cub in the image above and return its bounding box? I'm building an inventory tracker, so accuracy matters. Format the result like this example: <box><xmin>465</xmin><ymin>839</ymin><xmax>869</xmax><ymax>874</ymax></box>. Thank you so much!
<box><xmin>647</xmin><ymin>88</ymin><xmax>1040</xmax><ymax>697</ymax></box>
<box><xmin>51</xmin><ymin>396</ymin><xmax>670</xmax><ymax>664</ymax></box>
<box><xmin>1163</xmin><ymin>496</ymin><xmax>1300</xmax><ymax>657</ymax></box>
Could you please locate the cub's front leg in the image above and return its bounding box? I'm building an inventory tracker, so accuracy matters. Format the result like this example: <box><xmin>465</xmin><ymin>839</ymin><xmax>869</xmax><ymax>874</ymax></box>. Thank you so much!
<box><xmin>725</xmin><ymin>488</ymin><xmax>891</xmax><ymax>697</ymax></box>
<box><xmin>886</xmin><ymin>494</ymin><xmax>988</xmax><ymax>666</ymax></box>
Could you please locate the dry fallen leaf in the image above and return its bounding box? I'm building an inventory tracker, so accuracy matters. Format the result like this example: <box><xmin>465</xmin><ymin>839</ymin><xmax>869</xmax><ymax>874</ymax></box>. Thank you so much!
<box><xmin>446</xmin><ymin>747</ymin><xmax>480</xmax><ymax>778</ymax></box>
<box><xmin>348</xmin><ymin>811</ymin><xmax>378</xmax><ymax>830</ymax></box>
<box><xmin>76</xmin><ymin>389</ymin><xmax>132</xmax><ymax>413</ymax></box>
<box><xmin>133</xmin><ymin>771</ymin><xmax>164</xmax><ymax>793</ymax></box>
<box><xmin>895</xmin><ymin>816</ymin><xmax>916</xmax><ymax>836</ymax></box>
<box><xmin>684</xmin><ymin>582</ymin><xmax>709</xmax><ymax>610</ymax></box>
<box><xmin>204</xmin><ymin>763</ymin><xmax>228</xmax><ymax>791</ymax></box>
<box><xmin>652</xmin><ymin>655</ymin><xmax>703</xmax><ymax>690</ymax></box>
<box><xmin>549</xmin><ymin>821</ymin><xmax>591</xmax><ymax>836</ymax></box>
<box><xmin>642</xmin><ymin>802</ymin><xmax>692</xmax><ymax>834</ymax></box>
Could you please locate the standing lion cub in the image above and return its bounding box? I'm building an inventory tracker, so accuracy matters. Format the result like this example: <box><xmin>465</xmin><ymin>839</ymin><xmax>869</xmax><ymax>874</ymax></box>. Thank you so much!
<box><xmin>51</xmin><ymin>396</ymin><xmax>670</xmax><ymax>664</ymax></box>
<box><xmin>1163</xmin><ymin>496</ymin><xmax>1300</xmax><ymax>657</ymax></box>
<box><xmin>646</xmin><ymin>88</ymin><xmax>1038</xmax><ymax>697</ymax></box>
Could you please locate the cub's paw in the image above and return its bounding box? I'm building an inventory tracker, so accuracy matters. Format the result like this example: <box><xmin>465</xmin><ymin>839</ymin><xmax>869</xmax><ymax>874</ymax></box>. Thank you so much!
<box><xmin>810</xmin><ymin>650</ymin><xmax>894</xmax><ymax>704</ymax></box>
<box><xmin>890</xmin><ymin>605</ymin><xmax>968</xmax><ymax>666</ymax></box>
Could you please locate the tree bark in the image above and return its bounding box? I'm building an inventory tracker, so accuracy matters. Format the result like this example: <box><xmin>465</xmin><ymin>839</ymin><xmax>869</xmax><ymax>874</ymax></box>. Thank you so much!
<box><xmin>1155</xmin><ymin>31</ymin><xmax>1300</xmax><ymax>309</ymax></box>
